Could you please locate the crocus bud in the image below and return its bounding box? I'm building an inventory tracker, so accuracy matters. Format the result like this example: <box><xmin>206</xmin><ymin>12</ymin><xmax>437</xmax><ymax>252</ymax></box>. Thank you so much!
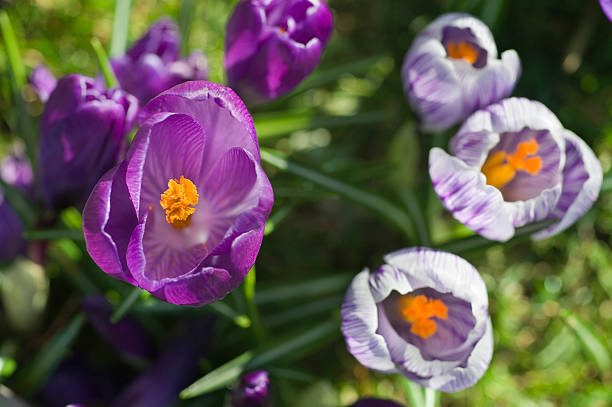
<box><xmin>230</xmin><ymin>370</ymin><xmax>271</xmax><ymax>407</ymax></box>
<box><xmin>225</xmin><ymin>0</ymin><xmax>333</xmax><ymax>105</ymax></box>
<box><xmin>29</xmin><ymin>64</ymin><xmax>57</xmax><ymax>103</ymax></box>
<box><xmin>0</xmin><ymin>191</ymin><xmax>25</xmax><ymax>263</ymax></box>
<box><xmin>111</xmin><ymin>18</ymin><xmax>208</xmax><ymax>104</ymax></box>
<box><xmin>39</xmin><ymin>74</ymin><xmax>138</xmax><ymax>211</ymax></box>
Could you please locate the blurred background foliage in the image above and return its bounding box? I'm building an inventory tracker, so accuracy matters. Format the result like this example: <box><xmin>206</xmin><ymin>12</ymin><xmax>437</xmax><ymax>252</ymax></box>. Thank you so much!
<box><xmin>1</xmin><ymin>0</ymin><xmax>612</xmax><ymax>406</ymax></box>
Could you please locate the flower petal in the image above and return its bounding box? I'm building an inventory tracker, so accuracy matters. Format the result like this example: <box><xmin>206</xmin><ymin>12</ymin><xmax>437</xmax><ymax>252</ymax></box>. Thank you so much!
<box><xmin>341</xmin><ymin>269</ymin><xmax>398</xmax><ymax>373</ymax></box>
<box><xmin>429</xmin><ymin>147</ymin><xmax>514</xmax><ymax>241</ymax></box>
<box><xmin>141</xmin><ymin>81</ymin><xmax>260</xmax><ymax>170</ymax></box>
<box><xmin>152</xmin><ymin>267</ymin><xmax>233</xmax><ymax>306</ymax></box>
<box><xmin>534</xmin><ymin>130</ymin><xmax>603</xmax><ymax>239</ymax></box>
<box><xmin>83</xmin><ymin>162</ymin><xmax>138</xmax><ymax>284</ymax></box>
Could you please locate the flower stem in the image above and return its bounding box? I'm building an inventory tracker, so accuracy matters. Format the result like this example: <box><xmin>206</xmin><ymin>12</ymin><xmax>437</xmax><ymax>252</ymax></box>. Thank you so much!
<box><xmin>424</xmin><ymin>387</ymin><xmax>439</xmax><ymax>407</ymax></box>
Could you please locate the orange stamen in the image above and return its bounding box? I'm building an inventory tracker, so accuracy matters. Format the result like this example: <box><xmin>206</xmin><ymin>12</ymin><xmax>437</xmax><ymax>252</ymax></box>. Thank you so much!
<box><xmin>481</xmin><ymin>139</ymin><xmax>543</xmax><ymax>189</ymax></box>
<box><xmin>160</xmin><ymin>176</ymin><xmax>199</xmax><ymax>229</ymax></box>
<box><xmin>446</xmin><ymin>42</ymin><xmax>478</xmax><ymax>65</ymax></box>
<box><xmin>397</xmin><ymin>295</ymin><xmax>448</xmax><ymax>339</ymax></box>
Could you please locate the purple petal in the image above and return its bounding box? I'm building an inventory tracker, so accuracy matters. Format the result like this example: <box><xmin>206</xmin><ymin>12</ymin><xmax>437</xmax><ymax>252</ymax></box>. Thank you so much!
<box><xmin>225</xmin><ymin>0</ymin><xmax>267</xmax><ymax>80</ymax></box>
<box><xmin>126</xmin><ymin>18</ymin><xmax>180</xmax><ymax>63</ymax></box>
<box><xmin>350</xmin><ymin>399</ymin><xmax>404</xmax><ymax>407</ymax></box>
<box><xmin>141</xmin><ymin>81</ymin><xmax>261</xmax><ymax>169</ymax></box>
<box><xmin>601</xmin><ymin>0</ymin><xmax>612</xmax><ymax>21</ymax></box>
<box><xmin>0</xmin><ymin>192</ymin><xmax>26</xmax><ymax>263</ymax></box>
<box><xmin>82</xmin><ymin>162</ymin><xmax>138</xmax><ymax>284</ymax></box>
<box><xmin>429</xmin><ymin>147</ymin><xmax>514</xmax><ymax>241</ymax></box>
<box><xmin>341</xmin><ymin>270</ymin><xmax>398</xmax><ymax>373</ymax></box>
<box><xmin>534</xmin><ymin>130</ymin><xmax>603</xmax><ymax>239</ymax></box>
<box><xmin>29</xmin><ymin>64</ymin><xmax>57</xmax><ymax>103</ymax></box>
<box><xmin>152</xmin><ymin>267</ymin><xmax>233</xmax><ymax>306</ymax></box>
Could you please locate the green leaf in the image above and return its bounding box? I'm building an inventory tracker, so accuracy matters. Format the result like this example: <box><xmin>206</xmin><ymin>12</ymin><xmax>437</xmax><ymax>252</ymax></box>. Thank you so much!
<box><xmin>91</xmin><ymin>37</ymin><xmax>119</xmax><ymax>88</ymax></box>
<box><xmin>109</xmin><ymin>0</ymin><xmax>132</xmax><ymax>57</ymax></box>
<box><xmin>260</xmin><ymin>148</ymin><xmax>416</xmax><ymax>240</ymax></box>
<box><xmin>178</xmin><ymin>0</ymin><xmax>196</xmax><ymax>55</ymax></box>
<box><xmin>560</xmin><ymin>310</ymin><xmax>612</xmax><ymax>374</ymax></box>
<box><xmin>12</xmin><ymin>313</ymin><xmax>85</xmax><ymax>396</ymax></box>
<box><xmin>264</xmin><ymin>295</ymin><xmax>342</xmax><ymax>328</ymax></box>
<box><xmin>254</xmin><ymin>111</ymin><xmax>384</xmax><ymax>140</ymax></box>
<box><xmin>436</xmin><ymin>219</ymin><xmax>557</xmax><ymax>254</ymax></box>
<box><xmin>181</xmin><ymin>319</ymin><xmax>339</xmax><ymax>399</ymax></box>
<box><xmin>24</xmin><ymin>229</ymin><xmax>84</xmax><ymax>241</ymax></box>
<box><xmin>111</xmin><ymin>287</ymin><xmax>143</xmax><ymax>323</ymax></box>
<box><xmin>255</xmin><ymin>273</ymin><xmax>352</xmax><ymax>305</ymax></box>
<box><xmin>264</xmin><ymin>204</ymin><xmax>294</xmax><ymax>236</ymax></box>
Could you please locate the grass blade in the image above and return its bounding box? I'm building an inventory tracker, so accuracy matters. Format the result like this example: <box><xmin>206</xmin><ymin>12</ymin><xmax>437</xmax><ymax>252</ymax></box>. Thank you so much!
<box><xmin>255</xmin><ymin>273</ymin><xmax>352</xmax><ymax>305</ymax></box>
<box><xmin>111</xmin><ymin>287</ymin><xmax>142</xmax><ymax>323</ymax></box>
<box><xmin>109</xmin><ymin>0</ymin><xmax>132</xmax><ymax>57</ymax></box>
<box><xmin>178</xmin><ymin>0</ymin><xmax>196</xmax><ymax>55</ymax></box>
<box><xmin>24</xmin><ymin>229</ymin><xmax>84</xmax><ymax>241</ymax></box>
<box><xmin>91</xmin><ymin>37</ymin><xmax>119</xmax><ymax>88</ymax></box>
<box><xmin>260</xmin><ymin>148</ymin><xmax>415</xmax><ymax>240</ymax></box>
<box><xmin>561</xmin><ymin>310</ymin><xmax>612</xmax><ymax>374</ymax></box>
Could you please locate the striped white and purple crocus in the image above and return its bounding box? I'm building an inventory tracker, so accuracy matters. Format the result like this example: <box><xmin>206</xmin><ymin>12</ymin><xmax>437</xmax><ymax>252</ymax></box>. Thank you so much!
<box><xmin>82</xmin><ymin>81</ymin><xmax>273</xmax><ymax>306</ymax></box>
<box><xmin>402</xmin><ymin>13</ymin><xmax>520</xmax><ymax>132</ymax></box>
<box><xmin>341</xmin><ymin>248</ymin><xmax>493</xmax><ymax>392</ymax></box>
<box><xmin>430</xmin><ymin>97</ymin><xmax>602</xmax><ymax>242</ymax></box>
<box><xmin>111</xmin><ymin>18</ymin><xmax>208</xmax><ymax>105</ymax></box>
<box><xmin>225</xmin><ymin>0</ymin><xmax>333</xmax><ymax>105</ymax></box>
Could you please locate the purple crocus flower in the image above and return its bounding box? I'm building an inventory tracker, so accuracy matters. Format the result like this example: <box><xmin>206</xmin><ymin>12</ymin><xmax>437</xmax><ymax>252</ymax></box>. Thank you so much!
<box><xmin>39</xmin><ymin>74</ymin><xmax>138</xmax><ymax>211</ymax></box>
<box><xmin>350</xmin><ymin>398</ymin><xmax>404</xmax><ymax>407</ymax></box>
<box><xmin>29</xmin><ymin>64</ymin><xmax>57</xmax><ymax>103</ymax></box>
<box><xmin>341</xmin><ymin>248</ymin><xmax>493</xmax><ymax>392</ymax></box>
<box><xmin>601</xmin><ymin>0</ymin><xmax>612</xmax><ymax>21</ymax></box>
<box><xmin>402</xmin><ymin>13</ymin><xmax>520</xmax><ymax>132</ymax></box>
<box><xmin>82</xmin><ymin>81</ymin><xmax>273</xmax><ymax>306</ymax></box>
<box><xmin>429</xmin><ymin>97</ymin><xmax>602</xmax><ymax>241</ymax></box>
<box><xmin>82</xmin><ymin>296</ymin><xmax>153</xmax><ymax>359</ymax></box>
<box><xmin>111</xmin><ymin>18</ymin><xmax>208</xmax><ymax>105</ymax></box>
<box><xmin>225</xmin><ymin>0</ymin><xmax>333</xmax><ymax>105</ymax></box>
<box><xmin>0</xmin><ymin>190</ymin><xmax>25</xmax><ymax>263</ymax></box>
<box><xmin>230</xmin><ymin>370</ymin><xmax>271</xmax><ymax>407</ymax></box>
<box><xmin>1</xmin><ymin>143</ymin><xmax>34</xmax><ymax>196</ymax></box>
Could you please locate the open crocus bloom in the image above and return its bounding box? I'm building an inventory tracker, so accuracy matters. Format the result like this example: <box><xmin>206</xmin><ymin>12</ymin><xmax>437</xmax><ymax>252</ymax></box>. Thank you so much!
<box><xmin>83</xmin><ymin>81</ymin><xmax>273</xmax><ymax>306</ymax></box>
<box><xmin>225</xmin><ymin>0</ymin><xmax>333</xmax><ymax>105</ymax></box>
<box><xmin>341</xmin><ymin>248</ymin><xmax>493</xmax><ymax>392</ymax></box>
<box><xmin>430</xmin><ymin>97</ymin><xmax>602</xmax><ymax>241</ymax></box>
<box><xmin>402</xmin><ymin>13</ymin><xmax>520</xmax><ymax>132</ymax></box>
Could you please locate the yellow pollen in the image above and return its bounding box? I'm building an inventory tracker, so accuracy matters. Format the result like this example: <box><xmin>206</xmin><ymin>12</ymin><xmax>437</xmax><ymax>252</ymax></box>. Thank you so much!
<box><xmin>481</xmin><ymin>139</ymin><xmax>543</xmax><ymax>190</ymax></box>
<box><xmin>397</xmin><ymin>295</ymin><xmax>448</xmax><ymax>339</ymax></box>
<box><xmin>446</xmin><ymin>41</ymin><xmax>478</xmax><ymax>65</ymax></box>
<box><xmin>160</xmin><ymin>176</ymin><xmax>199</xmax><ymax>229</ymax></box>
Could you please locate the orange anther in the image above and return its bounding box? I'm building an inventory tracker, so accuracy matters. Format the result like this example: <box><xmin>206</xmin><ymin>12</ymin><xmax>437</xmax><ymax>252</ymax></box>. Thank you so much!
<box><xmin>482</xmin><ymin>139</ymin><xmax>542</xmax><ymax>189</ymax></box>
<box><xmin>160</xmin><ymin>176</ymin><xmax>199</xmax><ymax>229</ymax></box>
<box><xmin>446</xmin><ymin>42</ymin><xmax>478</xmax><ymax>65</ymax></box>
<box><xmin>397</xmin><ymin>295</ymin><xmax>448</xmax><ymax>339</ymax></box>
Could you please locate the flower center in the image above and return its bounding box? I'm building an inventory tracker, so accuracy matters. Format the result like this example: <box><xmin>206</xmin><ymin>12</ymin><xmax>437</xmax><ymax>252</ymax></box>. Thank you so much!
<box><xmin>481</xmin><ymin>139</ymin><xmax>543</xmax><ymax>190</ymax></box>
<box><xmin>445</xmin><ymin>41</ymin><xmax>479</xmax><ymax>65</ymax></box>
<box><xmin>397</xmin><ymin>294</ymin><xmax>448</xmax><ymax>339</ymax></box>
<box><xmin>160</xmin><ymin>176</ymin><xmax>199</xmax><ymax>229</ymax></box>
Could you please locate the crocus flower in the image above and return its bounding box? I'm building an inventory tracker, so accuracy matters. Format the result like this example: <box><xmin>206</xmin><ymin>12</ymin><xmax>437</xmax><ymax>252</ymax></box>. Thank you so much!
<box><xmin>230</xmin><ymin>370</ymin><xmax>271</xmax><ymax>407</ymax></box>
<box><xmin>111</xmin><ymin>18</ymin><xmax>208</xmax><ymax>105</ymax></box>
<box><xmin>83</xmin><ymin>81</ymin><xmax>273</xmax><ymax>306</ymax></box>
<box><xmin>402</xmin><ymin>13</ymin><xmax>520</xmax><ymax>132</ymax></box>
<box><xmin>29</xmin><ymin>64</ymin><xmax>57</xmax><ymax>103</ymax></box>
<box><xmin>225</xmin><ymin>0</ymin><xmax>333</xmax><ymax>105</ymax></box>
<box><xmin>0</xmin><ymin>190</ymin><xmax>25</xmax><ymax>263</ymax></box>
<box><xmin>1</xmin><ymin>143</ymin><xmax>34</xmax><ymax>196</ymax></box>
<box><xmin>341</xmin><ymin>248</ymin><xmax>493</xmax><ymax>392</ymax></box>
<box><xmin>429</xmin><ymin>97</ymin><xmax>602</xmax><ymax>241</ymax></box>
<box><xmin>350</xmin><ymin>398</ymin><xmax>404</xmax><ymax>407</ymax></box>
<box><xmin>82</xmin><ymin>296</ymin><xmax>153</xmax><ymax>359</ymax></box>
<box><xmin>39</xmin><ymin>74</ymin><xmax>138</xmax><ymax>211</ymax></box>
<box><xmin>601</xmin><ymin>0</ymin><xmax>612</xmax><ymax>21</ymax></box>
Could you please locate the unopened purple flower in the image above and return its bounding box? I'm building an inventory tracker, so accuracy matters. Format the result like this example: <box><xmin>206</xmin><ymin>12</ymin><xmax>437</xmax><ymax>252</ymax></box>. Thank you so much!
<box><xmin>601</xmin><ymin>0</ymin><xmax>612</xmax><ymax>21</ymax></box>
<box><xmin>429</xmin><ymin>97</ymin><xmax>602</xmax><ymax>241</ymax></box>
<box><xmin>83</xmin><ymin>81</ymin><xmax>273</xmax><ymax>306</ymax></box>
<box><xmin>0</xmin><ymin>190</ymin><xmax>25</xmax><ymax>263</ymax></box>
<box><xmin>82</xmin><ymin>296</ymin><xmax>153</xmax><ymax>359</ymax></box>
<box><xmin>112</xmin><ymin>18</ymin><xmax>208</xmax><ymax>105</ymax></box>
<box><xmin>225</xmin><ymin>0</ymin><xmax>333</xmax><ymax>105</ymax></box>
<box><xmin>350</xmin><ymin>398</ymin><xmax>404</xmax><ymax>407</ymax></box>
<box><xmin>231</xmin><ymin>370</ymin><xmax>271</xmax><ymax>407</ymax></box>
<box><xmin>341</xmin><ymin>248</ymin><xmax>493</xmax><ymax>392</ymax></box>
<box><xmin>29</xmin><ymin>64</ymin><xmax>57</xmax><ymax>103</ymax></box>
<box><xmin>39</xmin><ymin>74</ymin><xmax>138</xmax><ymax>211</ymax></box>
<box><xmin>402</xmin><ymin>13</ymin><xmax>520</xmax><ymax>132</ymax></box>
